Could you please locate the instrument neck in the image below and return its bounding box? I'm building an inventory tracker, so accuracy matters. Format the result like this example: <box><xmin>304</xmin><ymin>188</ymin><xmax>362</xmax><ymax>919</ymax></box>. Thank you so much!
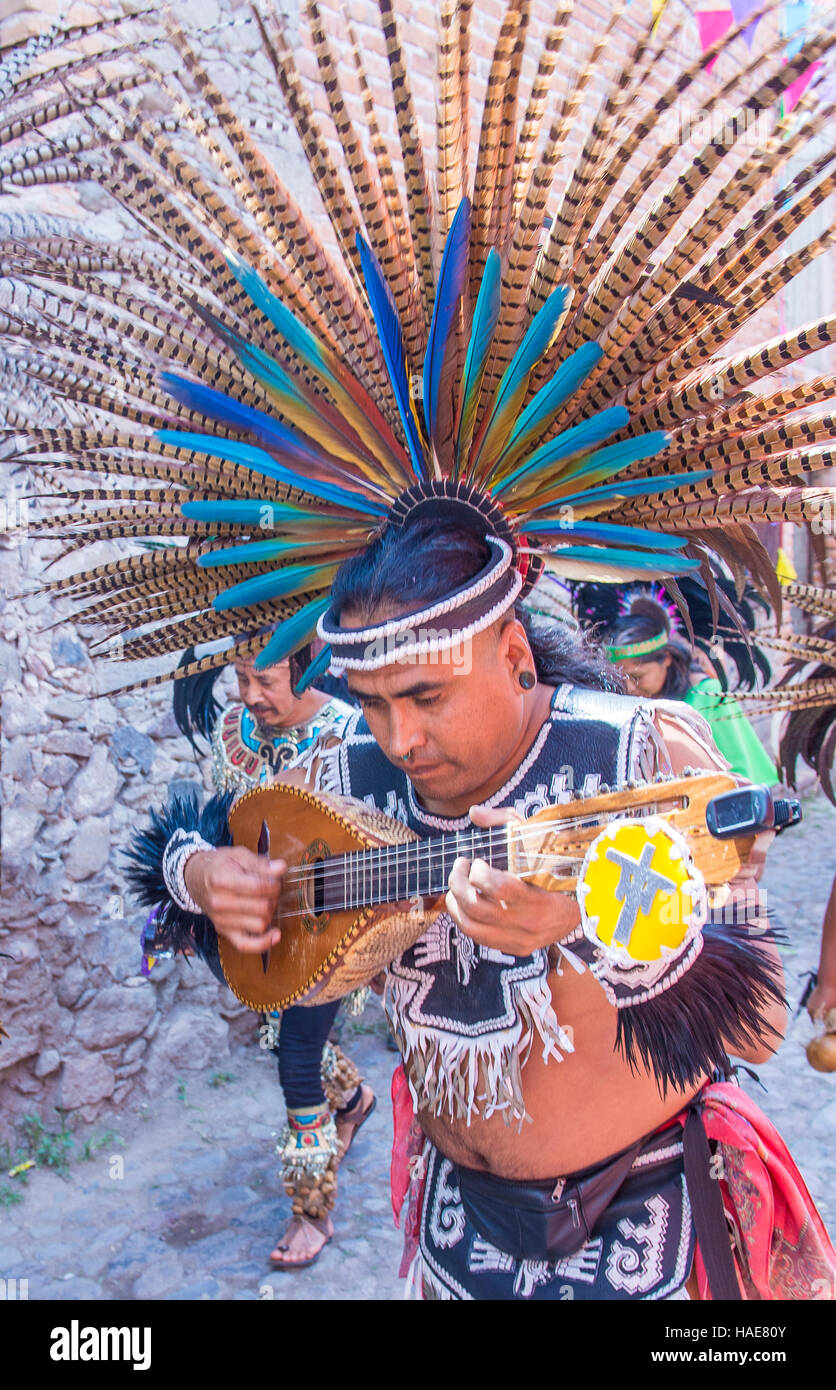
<box><xmin>328</xmin><ymin>825</ymin><xmax>510</xmax><ymax>911</ymax></box>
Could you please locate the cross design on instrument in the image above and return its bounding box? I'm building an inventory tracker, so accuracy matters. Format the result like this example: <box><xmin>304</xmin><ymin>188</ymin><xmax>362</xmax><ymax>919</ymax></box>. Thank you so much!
<box><xmin>604</xmin><ymin>843</ymin><xmax>678</xmax><ymax>949</ymax></box>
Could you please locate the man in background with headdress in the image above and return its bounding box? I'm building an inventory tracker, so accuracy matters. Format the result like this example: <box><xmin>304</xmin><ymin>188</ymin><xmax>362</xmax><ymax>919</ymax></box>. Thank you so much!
<box><xmin>129</xmin><ymin>640</ymin><xmax>375</xmax><ymax>1270</ymax></box>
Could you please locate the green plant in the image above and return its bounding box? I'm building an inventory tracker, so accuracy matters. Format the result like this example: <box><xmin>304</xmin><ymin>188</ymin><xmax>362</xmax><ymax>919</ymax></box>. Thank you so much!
<box><xmin>176</xmin><ymin>1078</ymin><xmax>188</xmax><ymax>1103</ymax></box>
<box><xmin>0</xmin><ymin>1184</ymin><xmax>24</xmax><ymax>1207</ymax></box>
<box><xmin>80</xmin><ymin>1128</ymin><xmax>122</xmax><ymax>1162</ymax></box>
<box><xmin>20</xmin><ymin>1112</ymin><xmax>75</xmax><ymax>1176</ymax></box>
<box><xmin>209</xmin><ymin>1072</ymin><xmax>235</xmax><ymax>1088</ymax></box>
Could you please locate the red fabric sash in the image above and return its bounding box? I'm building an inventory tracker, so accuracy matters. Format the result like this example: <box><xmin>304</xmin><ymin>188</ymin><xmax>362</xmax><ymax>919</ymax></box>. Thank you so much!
<box><xmin>391</xmin><ymin>1065</ymin><xmax>836</xmax><ymax>1299</ymax></box>
<box><xmin>694</xmin><ymin>1081</ymin><xmax>836</xmax><ymax>1300</ymax></box>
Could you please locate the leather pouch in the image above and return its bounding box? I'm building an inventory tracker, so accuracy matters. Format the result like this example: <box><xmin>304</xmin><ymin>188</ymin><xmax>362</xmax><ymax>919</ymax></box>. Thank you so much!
<box><xmin>455</xmin><ymin>1140</ymin><xmax>643</xmax><ymax>1262</ymax></box>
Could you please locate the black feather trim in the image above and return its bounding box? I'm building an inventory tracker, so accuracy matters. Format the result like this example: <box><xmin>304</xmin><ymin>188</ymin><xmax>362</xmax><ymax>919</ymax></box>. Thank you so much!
<box><xmin>172</xmin><ymin>647</ymin><xmax>224</xmax><ymax>751</ymax></box>
<box><xmin>123</xmin><ymin>791</ymin><xmax>235</xmax><ymax>981</ymax></box>
<box><xmin>615</xmin><ymin>920</ymin><xmax>786</xmax><ymax>1098</ymax></box>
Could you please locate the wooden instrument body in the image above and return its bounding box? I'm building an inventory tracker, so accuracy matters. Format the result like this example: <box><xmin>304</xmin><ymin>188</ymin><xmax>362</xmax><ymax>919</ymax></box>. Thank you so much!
<box><xmin>221</xmin><ymin>772</ymin><xmax>756</xmax><ymax>1011</ymax></box>
<box><xmin>222</xmin><ymin>784</ymin><xmax>438</xmax><ymax>1011</ymax></box>
<box><xmin>508</xmin><ymin>772</ymin><xmax>754</xmax><ymax>891</ymax></box>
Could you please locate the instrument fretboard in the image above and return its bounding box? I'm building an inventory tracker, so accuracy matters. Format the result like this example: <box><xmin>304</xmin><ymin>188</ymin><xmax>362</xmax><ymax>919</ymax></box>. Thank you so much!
<box><xmin>321</xmin><ymin>826</ymin><xmax>509</xmax><ymax>910</ymax></box>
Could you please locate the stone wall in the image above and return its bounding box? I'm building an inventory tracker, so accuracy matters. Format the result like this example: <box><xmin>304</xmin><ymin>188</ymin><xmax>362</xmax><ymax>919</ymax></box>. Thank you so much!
<box><xmin>1</xmin><ymin>0</ymin><xmax>834</xmax><ymax>1142</ymax></box>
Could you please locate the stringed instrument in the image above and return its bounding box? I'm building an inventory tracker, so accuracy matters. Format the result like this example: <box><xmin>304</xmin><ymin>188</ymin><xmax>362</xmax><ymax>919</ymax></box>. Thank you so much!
<box><xmin>220</xmin><ymin>771</ymin><xmax>759</xmax><ymax>1011</ymax></box>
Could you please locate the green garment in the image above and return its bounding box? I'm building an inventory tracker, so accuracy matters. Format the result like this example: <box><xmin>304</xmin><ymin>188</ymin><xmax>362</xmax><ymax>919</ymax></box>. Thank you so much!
<box><xmin>683</xmin><ymin>677</ymin><xmax>777</xmax><ymax>784</ymax></box>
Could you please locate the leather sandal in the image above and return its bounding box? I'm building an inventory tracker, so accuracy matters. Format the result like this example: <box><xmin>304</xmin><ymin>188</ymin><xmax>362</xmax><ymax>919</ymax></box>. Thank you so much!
<box><xmin>335</xmin><ymin>1084</ymin><xmax>377</xmax><ymax>1161</ymax></box>
<box><xmin>269</xmin><ymin>1213</ymin><xmax>333</xmax><ymax>1270</ymax></box>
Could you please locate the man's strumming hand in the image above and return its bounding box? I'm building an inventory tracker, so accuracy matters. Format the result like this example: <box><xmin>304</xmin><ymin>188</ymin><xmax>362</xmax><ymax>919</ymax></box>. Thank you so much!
<box><xmin>444</xmin><ymin>803</ymin><xmax>580</xmax><ymax>955</ymax></box>
<box><xmin>183</xmin><ymin>846</ymin><xmax>285</xmax><ymax>954</ymax></box>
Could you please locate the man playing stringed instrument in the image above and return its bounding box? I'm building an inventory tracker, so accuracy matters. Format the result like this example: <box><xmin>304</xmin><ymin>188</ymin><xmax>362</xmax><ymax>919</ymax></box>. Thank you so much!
<box><xmin>181</xmin><ymin>510</ymin><xmax>836</xmax><ymax>1301</ymax></box>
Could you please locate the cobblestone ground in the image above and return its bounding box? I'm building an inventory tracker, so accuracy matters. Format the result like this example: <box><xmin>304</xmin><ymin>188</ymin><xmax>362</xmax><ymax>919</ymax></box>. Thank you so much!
<box><xmin>1</xmin><ymin>793</ymin><xmax>833</xmax><ymax>1302</ymax></box>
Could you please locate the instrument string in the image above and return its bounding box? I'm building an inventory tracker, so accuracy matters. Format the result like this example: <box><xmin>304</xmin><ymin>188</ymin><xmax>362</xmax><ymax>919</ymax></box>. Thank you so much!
<box><xmin>253</xmin><ymin>860</ymin><xmax>587</xmax><ymax>924</ymax></box>
<box><xmin>273</xmin><ymin>798</ymin><xmax>677</xmax><ymax>902</ymax></box>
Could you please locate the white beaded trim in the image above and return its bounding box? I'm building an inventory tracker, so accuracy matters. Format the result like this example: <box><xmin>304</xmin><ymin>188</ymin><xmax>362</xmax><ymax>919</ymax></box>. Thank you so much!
<box><xmin>162</xmin><ymin>828</ymin><xmax>214</xmax><ymax>914</ymax></box>
<box><xmin>318</xmin><ymin>536</ymin><xmax>526</xmax><ymax>670</ymax></box>
<box><xmin>328</xmin><ymin>571</ymin><xmax>523</xmax><ymax>670</ymax></box>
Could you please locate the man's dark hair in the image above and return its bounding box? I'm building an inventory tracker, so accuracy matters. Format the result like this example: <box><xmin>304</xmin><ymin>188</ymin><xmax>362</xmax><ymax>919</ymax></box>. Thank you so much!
<box><xmin>329</xmin><ymin>518</ymin><xmax>621</xmax><ymax>692</ymax></box>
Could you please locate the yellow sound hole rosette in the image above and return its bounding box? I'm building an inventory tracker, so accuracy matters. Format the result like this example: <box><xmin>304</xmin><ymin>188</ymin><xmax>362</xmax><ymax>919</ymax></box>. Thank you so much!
<box><xmin>577</xmin><ymin>816</ymin><xmax>706</xmax><ymax>964</ymax></box>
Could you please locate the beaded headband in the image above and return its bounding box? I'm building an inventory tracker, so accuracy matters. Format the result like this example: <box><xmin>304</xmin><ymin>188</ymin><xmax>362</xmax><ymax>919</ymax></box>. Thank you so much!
<box><xmin>607</xmin><ymin>631</ymin><xmax>669</xmax><ymax>662</ymax></box>
<box><xmin>318</xmin><ymin>536</ymin><xmax>523</xmax><ymax>671</ymax></box>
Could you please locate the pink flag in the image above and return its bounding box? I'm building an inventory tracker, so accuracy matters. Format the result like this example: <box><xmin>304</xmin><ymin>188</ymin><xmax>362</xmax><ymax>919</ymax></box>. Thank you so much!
<box><xmin>696</xmin><ymin>9</ymin><xmax>735</xmax><ymax>72</ymax></box>
<box><xmin>782</xmin><ymin>58</ymin><xmax>822</xmax><ymax>113</ymax></box>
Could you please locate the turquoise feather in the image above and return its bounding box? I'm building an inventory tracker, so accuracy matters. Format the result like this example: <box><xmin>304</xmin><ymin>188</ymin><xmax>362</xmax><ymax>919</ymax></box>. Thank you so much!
<box><xmin>212</xmin><ymin>562</ymin><xmax>335</xmax><ymax>612</ymax></box>
<box><xmin>254</xmin><ymin>596</ymin><xmax>331</xmax><ymax>671</ymax></box>
<box><xmin>547</xmin><ymin>469</ymin><xmax>713</xmax><ymax>509</ymax></box>
<box><xmin>182</xmin><ymin>500</ymin><xmax>319</xmax><ymax>525</ymax></box>
<box><xmin>156</xmin><ymin>431</ymin><xmax>387</xmax><ymax>515</ymax></box>
<box><xmin>225</xmin><ymin>251</ymin><xmax>338</xmax><ymax>382</ymax></box>
<box><xmin>553</xmin><ymin>433</ymin><xmax>671</xmax><ymax>487</ymax></box>
<box><xmin>544</xmin><ymin>546</ymin><xmax>700</xmax><ymax>574</ymax></box>
<box><xmin>455</xmin><ymin>249</ymin><xmax>501</xmax><ymax>469</ymax></box>
<box><xmin>198</xmin><ymin>539</ymin><xmax>347</xmax><ymax>567</ymax></box>
<box><xmin>498</xmin><ymin>342</ymin><xmax>603</xmax><ymax>466</ymax></box>
<box><xmin>495</xmin><ymin>407</ymin><xmax>630</xmax><ymax>497</ymax></box>
<box><xmin>474</xmin><ymin>285</ymin><xmax>571</xmax><ymax>476</ymax></box>
<box><xmin>294</xmin><ymin>643</ymin><xmax>333</xmax><ymax>693</ymax></box>
<box><xmin>530</xmin><ymin>519</ymin><xmax>688</xmax><ymax>547</ymax></box>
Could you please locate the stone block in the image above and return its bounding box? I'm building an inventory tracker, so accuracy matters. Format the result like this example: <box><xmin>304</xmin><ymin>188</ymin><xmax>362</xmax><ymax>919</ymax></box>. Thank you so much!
<box><xmin>56</xmin><ymin>962</ymin><xmax>87</xmax><ymax>1008</ymax></box>
<box><xmin>66</xmin><ymin>745</ymin><xmax>119</xmax><ymax>818</ymax></box>
<box><xmin>43</xmin><ymin>730</ymin><xmax>95</xmax><ymax>758</ymax></box>
<box><xmin>145</xmin><ymin>1005</ymin><xmax>230</xmax><ymax>1073</ymax></box>
<box><xmin>110</xmin><ymin>726</ymin><xmax>154</xmax><ymax>775</ymax></box>
<box><xmin>51</xmin><ymin>634</ymin><xmax>87</xmax><ymax>667</ymax></box>
<box><xmin>60</xmin><ymin>1053</ymin><xmax>115</xmax><ymax>1110</ymax></box>
<box><xmin>3</xmin><ymin>735</ymin><xmax>33</xmax><ymax>780</ymax></box>
<box><xmin>63</xmin><ymin>816</ymin><xmax>111</xmax><ymax>881</ymax></box>
<box><xmin>41</xmin><ymin>755</ymin><xmax>79</xmax><ymax>788</ymax></box>
<box><xmin>2</xmin><ymin>804</ymin><xmax>41</xmax><ymax>857</ymax></box>
<box><xmin>73</xmin><ymin>983</ymin><xmax>157</xmax><ymax>1050</ymax></box>
<box><xmin>34</xmin><ymin>1048</ymin><xmax>62</xmax><ymax>1078</ymax></box>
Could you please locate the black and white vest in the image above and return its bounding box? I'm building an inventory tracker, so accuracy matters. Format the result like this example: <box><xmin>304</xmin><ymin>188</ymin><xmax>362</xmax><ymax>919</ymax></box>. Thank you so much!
<box><xmin>327</xmin><ymin>684</ymin><xmax>677</xmax><ymax>1125</ymax></box>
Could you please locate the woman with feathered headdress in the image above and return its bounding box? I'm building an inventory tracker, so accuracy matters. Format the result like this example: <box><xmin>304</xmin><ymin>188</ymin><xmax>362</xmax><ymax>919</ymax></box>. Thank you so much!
<box><xmin>575</xmin><ymin>582</ymin><xmax>778</xmax><ymax>783</ymax></box>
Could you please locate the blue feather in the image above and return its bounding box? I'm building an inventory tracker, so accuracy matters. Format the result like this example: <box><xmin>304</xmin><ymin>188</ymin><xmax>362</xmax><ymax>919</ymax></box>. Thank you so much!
<box><xmin>475</xmin><ymin>285</ymin><xmax>571</xmax><ymax>475</ymax></box>
<box><xmin>555</xmin><ymin>433</ymin><xmax>671</xmax><ymax>487</ymax></box>
<box><xmin>496</xmin><ymin>407</ymin><xmax>630</xmax><ymax>496</ymax></box>
<box><xmin>456</xmin><ymin>249</ymin><xmax>502</xmax><ymax>467</ymax></box>
<box><xmin>546</xmin><ymin>469</ymin><xmax>712</xmax><ymax>510</ymax></box>
<box><xmin>530</xmin><ymin>519</ymin><xmax>688</xmax><ymax>547</ymax></box>
<box><xmin>212</xmin><ymin>562</ymin><xmax>337</xmax><ymax>612</ymax></box>
<box><xmin>225</xmin><ymin>252</ymin><xmax>338</xmax><ymax>383</ymax></box>
<box><xmin>423</xmin><ymin>197</ymin><xmax>470</xmax><ymax>450</ymax></box>
<box><xmin>182</xmin><ymin>500</ymin><xmax>318</xmax><ymax>525</ymax></box>
<box><xmin>253</xmin><ymin>596</ymin><xmax>331</xmax><ymax>671</ymax></box>
<box><xmin>294</xmin><ymin>643</ymin><xmax>333</xmax><ymax>693</ymax></box>
<box><xmin>356</xmin><ymin>233</ymin><xmax>426</xmax><ymax>477</ymax></box>
<box><xmin>500</xmin><ymin>342</ymin><xmax>603</xmax><ymax>463</ymax></box>
<box><xmin>545</xmin><ymin>546</ymin><xmax>700</xmax><ymax>574</ymax></box>
<box><xmin>198</xmin><ymin>539</ymin><xmax>344</xmax><ymax>567</ymax></box>
<box><xmin>156</xmin><ymin>431</ymin><xmax>386</xmax><ymax>515</ymax></box>
<box><xmin>161</xmin><ymin>372</ymin><xmax>335</xmax><ymax>466</ymax></box>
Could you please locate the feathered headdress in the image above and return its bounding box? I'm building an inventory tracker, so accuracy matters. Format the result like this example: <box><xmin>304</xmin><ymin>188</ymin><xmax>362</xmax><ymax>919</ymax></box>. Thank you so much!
<box><xmin>1</xmin><ymin>2</ymin><xmax>835</xmax><ymax>684</ymax></box>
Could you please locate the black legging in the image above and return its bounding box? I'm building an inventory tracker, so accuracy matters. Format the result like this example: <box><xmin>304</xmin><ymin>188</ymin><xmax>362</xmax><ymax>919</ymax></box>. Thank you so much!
<box><xmin>273</xmin><ymin>999</ymin><xmax>342</xmax><ymax>1109</ymax></box>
